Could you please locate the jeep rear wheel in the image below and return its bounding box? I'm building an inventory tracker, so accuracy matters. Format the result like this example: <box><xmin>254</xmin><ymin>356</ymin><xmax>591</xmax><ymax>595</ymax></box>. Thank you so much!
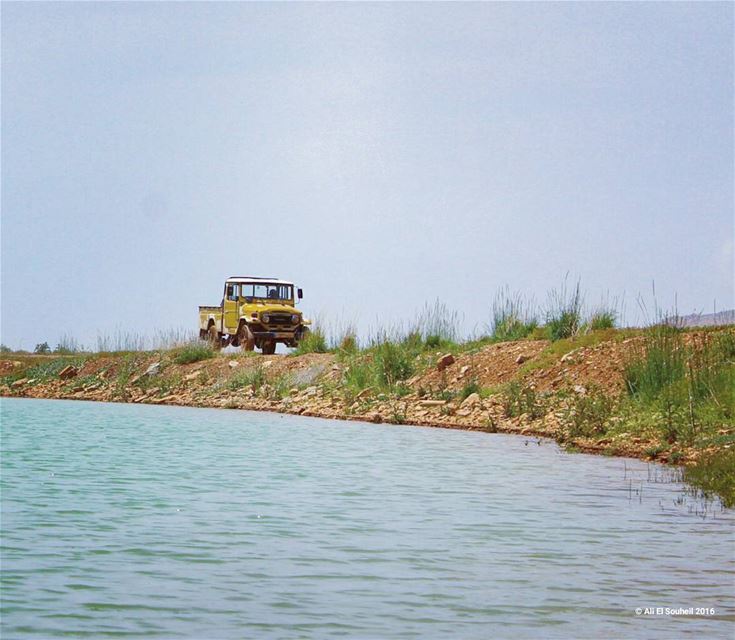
<box><xmin>207</xmin><ymin>325</ymin><xmax>222</xmax><ymax>350</ymax></box>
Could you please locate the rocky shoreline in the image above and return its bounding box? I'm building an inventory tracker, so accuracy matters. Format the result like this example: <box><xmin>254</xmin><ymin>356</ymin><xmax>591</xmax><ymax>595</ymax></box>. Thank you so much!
<box><xmin>0</xmin><ymin>331</ymin><xmax>708</xmax><ymax>464</ymax></box>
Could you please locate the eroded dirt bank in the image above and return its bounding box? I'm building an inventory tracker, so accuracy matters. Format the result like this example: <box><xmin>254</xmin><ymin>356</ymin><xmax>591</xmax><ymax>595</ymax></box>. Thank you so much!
<box><xmin>6</xmin><ymin>330</ymin><xmax>727</xmax><ymax>467</ymax></box>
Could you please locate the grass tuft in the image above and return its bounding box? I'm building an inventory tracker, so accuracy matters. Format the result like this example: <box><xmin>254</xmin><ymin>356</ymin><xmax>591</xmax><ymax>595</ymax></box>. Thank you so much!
<box><xmin>545</xmin><ymin>276</ymin><xmax>584</xmax><ymax>341</ymax></box>
<box><xmin>294</xmin><ymin>327</ymin><xmax>328</xmax><ymax>355</ymax></box>
<box><xmin>170</xmin><ymin>342</ymin><xmax>215</xmax><ymax>365</ymax></box>
<box><xmin>228</xmin><ymin>366</ymin><xmax>267</xmax><ymax>391</ymax></box>
<box><xmin>490</xmin><ymin>287</ymin><xmax>538</xmax><ymax>342</ymax></box>
<box><xmin>684</xmin><ymin>449</ymin><xmax>735</xmax><ymax>508</ymax></box>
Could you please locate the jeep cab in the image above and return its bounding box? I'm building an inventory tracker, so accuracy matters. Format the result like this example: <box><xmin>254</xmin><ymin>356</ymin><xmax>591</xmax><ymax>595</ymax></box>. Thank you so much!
<box><xmin>199</xmin><ymin>276</ymin><xmax>310</xmax><ymax>354</ymax></box>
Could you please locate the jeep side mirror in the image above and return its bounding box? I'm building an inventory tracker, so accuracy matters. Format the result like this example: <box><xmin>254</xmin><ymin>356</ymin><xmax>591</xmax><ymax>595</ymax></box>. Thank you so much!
<box><xmin>297</xmin><ymin>288</ymin><xmax>303</xmax><ymax>300</ymax></box>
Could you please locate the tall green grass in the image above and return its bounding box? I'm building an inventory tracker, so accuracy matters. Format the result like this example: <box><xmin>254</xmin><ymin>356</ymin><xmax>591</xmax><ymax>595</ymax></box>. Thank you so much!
<box><xmin>414</xmin><ymin>299</ymin><xmax>461</xmax><ymax>345</ymax></box>
<box><xmin>623</xmin><ymin>326</ymin><xmax>734</xmax><ymax>434</ymax></box>
<box><xmin>684</xmin><ymin>449</ymin><xmax>735</xmax><ymax>508</ymax></box>
<box><xmin>588</xmin><ymin>309</ymin><xmax>617</xmax><ymax>331</ymax></box>
<box><xmin>54</xmin><ymin>334</ymin><xmax>83</xmax><ymax>354</ymax></box>
<box><xmin>621</xmin><ymin>325</ymin><xmax>735</xmax><ymax>502</ymax></box>
<box><xmin>293</xmin><ymin>327</ymin><xmax>329</xmax><ymax>355</ymax></box>
<box><xmin>587</xmin><ymin>293</ymin><xmax>620</xmax><ymax>331</ymax></box>
<box><xmin>228</xmin><ymin>365</ymin><xmax>267</xmax><ymax>391</ymax></box>
<box><xmin>170</xmin><ymin>342</ymin><xmax>215</xmax><ymax>365</ymax></box>
<box><xmin>545</xmin><ymin>276</ymin><xmax>584</xmax><ymax>341</ymax></box>
<box><xmin>623</xmin><ymin>324</ymin><xmax>686</xmax><ymax>402</ymax></box>
<box><xmin>341</xmin><ymin>329</ymin><xmax>441</xmax><ymax>398</ymax></box>
<box><xmin>490</xmin><ymin>287</ymin><xmax>538</xmax><ymax>342</ymax></box>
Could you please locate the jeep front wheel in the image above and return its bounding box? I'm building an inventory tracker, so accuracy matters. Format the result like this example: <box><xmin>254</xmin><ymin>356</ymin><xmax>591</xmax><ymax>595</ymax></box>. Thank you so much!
<box><xmin>238</xmin><ymin>324</ymin><xmax>255</xmax><ymax>352</ymax></box>
<box><xmin>261</xmin><ymin>339</ymin><xmax>276</xmax><ymax>355</ymax></box>
<box><xmin>295</xmin><ymin>326</ymin><xmax>310</xmax><ymax>345</ymax></box>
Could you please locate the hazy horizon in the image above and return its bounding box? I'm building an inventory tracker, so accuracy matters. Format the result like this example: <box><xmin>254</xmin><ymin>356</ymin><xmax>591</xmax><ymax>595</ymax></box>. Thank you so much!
<box><xmin>2</xmin><ymin>2</ymin><xmax>733</xmax><ymax>350</ymax></box>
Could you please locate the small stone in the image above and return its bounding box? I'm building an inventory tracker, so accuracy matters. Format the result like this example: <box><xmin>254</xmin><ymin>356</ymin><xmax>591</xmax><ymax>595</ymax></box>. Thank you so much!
<box><xmin>11</xmin><ymin>378</ymin><xmax>27</xmax><ymax>388</ymax></box>
<box><xmin>145</xmin><ymin>362</ymin><xmax>161</xmax><ymax>376</ymax></box>
<box><xmin>304</xmin><ymin>386</ymin><xmax>318</xmax><ymax>397</ymax></box>
<box><xmin>419</xmin><ymin>399</ymin><xmax>446</xmax><ymax>407</ymax></box>
<box><xmin>460</xmin><ymin>365</ymin><xmax>470</xmax><ymax>376</ymax></box>
<box><xmin>228</xmin><ymin>360</ymin><xmax>239</xmax><ymax>369</ymax></box>
<box><xmin>437</xmin><ymin>353</ymin><xmax>455</xmax><ymax>371</ymax></box>
<box><xmin>515</xmin><ymin>354</ymin><xmax>529</xmax><ymax>365</ymax></box>
<box><xmin>58</xmin><ymin>365</ymin><xmax>78</xmax><ymax>380</ymax></box>
<box><xmin>460</xmin><ymin>392</ymin><xmax>481</xmax><ymax>409</ymax></box>
<box><xmin>184</xmin><ymin>371</ymin><xmax>202</xmax><ymax>382</ymax></box>
<box><xmin>573</xmin><ymin>385</ymin><xmax>587</xmax><ymax>396</ymax></box>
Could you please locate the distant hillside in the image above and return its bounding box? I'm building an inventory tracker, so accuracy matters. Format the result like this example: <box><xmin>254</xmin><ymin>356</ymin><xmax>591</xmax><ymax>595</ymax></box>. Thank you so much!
<box><xmin>674</xmin><ymin>310</ymin><xmax>735</xmax><ymax>328</ymax></box>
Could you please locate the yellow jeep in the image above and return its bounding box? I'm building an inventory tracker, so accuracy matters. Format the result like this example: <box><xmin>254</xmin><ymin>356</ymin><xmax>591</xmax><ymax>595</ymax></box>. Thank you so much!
<box><xmin>199</xmin><ymin>276</ymin><xmax>310</xmax><ymax>354</ymax></box>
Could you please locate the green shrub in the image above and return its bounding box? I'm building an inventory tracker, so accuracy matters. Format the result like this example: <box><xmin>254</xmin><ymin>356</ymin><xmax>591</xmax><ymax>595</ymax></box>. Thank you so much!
<box><xmin>170</xmin><ymin>342</ymin><xmax>215</xmax><ymax>365</ymax></box>
<box><xmin>26</xmin><ymin>357</ymin><xmax>87</xmax><ymax>381</ymax></box>
<box><xmin>294</xmin><ymin>327</ymin><xmax>328</xmax><ymax>355</ymax></box>
<box><xmin>502</xmin><ymin>381</ymin><xmax>546</xmax><ymax>419</ymax></box>
<box><xmin>266</xmin><ymin>374</ymin><xmax>293</xmax><ymax>400</ymax></box>
<box><xmin>343</xmin><ymin>355</ymin><xmax>373</xmax><ymax>397</ymax></box>
<box><xmin>337</xmin><ymin>332</ymin><xmax>358</xmax><ymax>354</ymax></box>
<box><xmin>589</xmin><ymin>310</ymin><xmax>616</xmax><ymax>331</ymax></box>
<box><xmin>340</xmin><ymin>331</ymin><xmax>426</xmax><ymax>397</ymax></box>
<box><xmin>460</xmin><ymin>378</ymin><xmax>480</xmax><ymax>399</ymax></box>
<box><xmin>114</xmin><ymin>355</ymin><xmax>140</xmax><ymax>397</ymax></box>
<box><xmin>228</xmin><ymin>366</ymin><xmax>267</xmax><ymax>391</ymax></box>
<box><xmin>425</xmin><ymin>334</ymin><xmax>443</xmax><ymax>349</ymax></box>
<box><xmin>34</xmin><ymin>342</ymin><xmax>51</xmax><ymax>354</ymax></box>
<box><xmin>562</xmin><ymin>389</ymin><xmax>616</xmax><ymax>439</ymax></box>
<box><xmin>373</xmin><ymin>340</ymin><xmax>414</xmax><ymax>387</ymax></box>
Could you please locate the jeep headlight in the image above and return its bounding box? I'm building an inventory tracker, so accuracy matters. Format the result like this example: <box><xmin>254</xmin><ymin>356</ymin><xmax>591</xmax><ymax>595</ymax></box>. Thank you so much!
<box><xmin>262</xmin><ymin>313</ymin><xmax>270</xmax><ymax>324</ymax></box>
<box><xmin>291</xmin><ymin>314</ymin><xmax>300</xmax><ymax>324</ymax></box>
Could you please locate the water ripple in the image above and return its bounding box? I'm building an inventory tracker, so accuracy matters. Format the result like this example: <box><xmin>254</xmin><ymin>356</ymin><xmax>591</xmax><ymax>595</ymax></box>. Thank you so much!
<box><xmin>1</xmin><ymin>398</ymin><xmax>733</xmax><ymax>639</ymax></box>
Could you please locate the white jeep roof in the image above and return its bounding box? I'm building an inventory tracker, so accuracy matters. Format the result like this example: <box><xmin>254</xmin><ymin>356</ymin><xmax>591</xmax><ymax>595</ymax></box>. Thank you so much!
<box><xmin>227</xmin><ymin>276</ymin><xmax>295</xmax><ymax>286</ymax></box>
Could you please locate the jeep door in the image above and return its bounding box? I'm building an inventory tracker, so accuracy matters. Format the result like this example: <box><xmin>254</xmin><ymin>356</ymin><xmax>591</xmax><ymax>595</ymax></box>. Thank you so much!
<box><xmin>223</xmin><ymin>282</ymin><xmax>240</xmax><ymax>334</ymax></box>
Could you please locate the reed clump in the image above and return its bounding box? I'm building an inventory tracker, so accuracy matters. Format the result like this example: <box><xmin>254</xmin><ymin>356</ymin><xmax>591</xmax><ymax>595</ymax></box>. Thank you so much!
<box><xmin>170</xmin><ymin>342</ymin><xmax>215</xmax><ymax>365</ymax></box>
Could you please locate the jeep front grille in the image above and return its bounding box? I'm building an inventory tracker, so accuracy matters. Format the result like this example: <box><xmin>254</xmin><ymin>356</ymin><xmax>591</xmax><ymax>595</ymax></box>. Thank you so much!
<box><xmin>265</xmin><ymin>314</ymin><xmax>293</xmax><ymax>326</ymax></box>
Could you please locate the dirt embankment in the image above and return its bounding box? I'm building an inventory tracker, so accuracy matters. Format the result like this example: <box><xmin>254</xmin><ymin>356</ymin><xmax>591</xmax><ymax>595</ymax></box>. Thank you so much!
<box><xmin>1</xmin><ymin>333</ymin><xmax>658</xmax><ymax>454</ymax></box>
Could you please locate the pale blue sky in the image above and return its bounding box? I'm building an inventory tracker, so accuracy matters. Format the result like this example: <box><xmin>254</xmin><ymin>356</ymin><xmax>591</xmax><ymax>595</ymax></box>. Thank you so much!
<box><xmin>2</xmin><ymin>1</ymin><xmax>733</xmax><ymax>349</ymax></box>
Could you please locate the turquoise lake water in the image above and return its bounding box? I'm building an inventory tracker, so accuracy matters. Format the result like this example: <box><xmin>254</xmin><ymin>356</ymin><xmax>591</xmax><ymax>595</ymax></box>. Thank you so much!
<box><xmin>1</xmin><ymin>397</ymin><xmax>733</xmax><ymax>638</ymax></box>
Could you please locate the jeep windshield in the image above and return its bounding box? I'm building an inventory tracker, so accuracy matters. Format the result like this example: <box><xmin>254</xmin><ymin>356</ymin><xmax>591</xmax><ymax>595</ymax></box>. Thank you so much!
<box><xmin>240</xmin><ymin>283</ymin><xmax>293</xmax><ymax>301</ymax></box>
